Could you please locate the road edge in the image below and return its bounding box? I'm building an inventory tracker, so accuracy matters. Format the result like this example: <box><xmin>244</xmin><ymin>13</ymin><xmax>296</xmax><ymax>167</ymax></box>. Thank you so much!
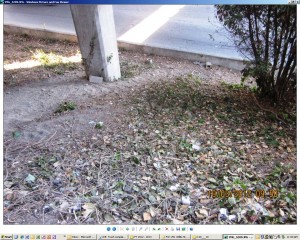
<box><xmin>4</xmin><ymin>24</ymin><xmax>246</xmax><ymax>71</ymax></box>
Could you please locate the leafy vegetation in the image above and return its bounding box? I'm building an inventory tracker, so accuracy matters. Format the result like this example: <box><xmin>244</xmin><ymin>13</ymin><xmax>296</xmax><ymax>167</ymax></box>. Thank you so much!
<box><xmin>216</xmin><ymin>5</ymin><xmax>296</xmax><ymax>104</ymax></box>
<box><xmin>55</xmin><ymin>101</ymin><xmax>76</xmax><ymax>113</ymax></box>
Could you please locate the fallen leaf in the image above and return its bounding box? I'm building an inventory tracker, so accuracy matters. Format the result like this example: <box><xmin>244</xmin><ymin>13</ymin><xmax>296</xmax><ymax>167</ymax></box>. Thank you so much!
<box><xmin>82</xmin><ymin>203</ymin><xmax>95</xmax><ymax>219</ymax></box>
<box><xmin>143</xmin><ymin>212</ymin><xmax>152</xmax><ymax>221</ymax></box>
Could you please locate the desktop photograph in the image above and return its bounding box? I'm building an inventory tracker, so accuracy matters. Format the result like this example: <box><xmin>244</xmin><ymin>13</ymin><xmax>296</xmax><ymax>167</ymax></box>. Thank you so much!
<box><xmin>3</xmin><ymin>4</ymin><xmax>297</xmax><ymax>224</ymax></box>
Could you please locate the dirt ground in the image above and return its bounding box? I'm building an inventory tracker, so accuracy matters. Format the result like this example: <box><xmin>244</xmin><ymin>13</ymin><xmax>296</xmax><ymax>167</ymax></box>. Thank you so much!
<box><xmin>3</xmin><ymin>33</ymin><xmax>296</xmax><ymax>225</ymax></box>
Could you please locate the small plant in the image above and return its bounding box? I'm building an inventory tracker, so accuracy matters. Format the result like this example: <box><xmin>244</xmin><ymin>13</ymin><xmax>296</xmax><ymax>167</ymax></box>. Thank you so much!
<box><xmin>120</xmin><ymin>61</ymin><xmax>140</xmax><ymax>79</ymax></box>
<box><xmin>55</xmin><ymin>101</ymin><xmax>76</xmax><ymax>113</ymax></box>
<box><xmin>115</xmin><ymin>151</ymin><xmax>121</xmax><ymax>161</ymax></box>
<box><xmin>95</xmin><ymin>122</ymin><xmax>104</xmax><ymax>129</ymax></box>
<box><xmin>107</xmin><ymin>53</ymin><xmax>113</xmax><ymax>64</ymax></box>
<box><xmin>115</xmin><ymin>180</ymin><xmax>125</xmax><ymax>188</ymax></box>
<box><xmin>32</xmin><ymin>49</ymin><xmax>79</xmax><ymax>74</ymax></box>
<box><xmin>179</xmin><ymin>139</ymin><xmax>193</xmax><ymax>152</ymax></box>
<box><xmin>222</xmin><ymin>82</ymin><xmax>246</xmax><ymax>91</ymax></box>
<box><xmin>32</xmin><ymin>49</ymin><xmax>62</xmax><ymax>69</ymax></box>
<box><xmin>12</xmin><ymin>131</ymin><xmax>22</xmax><ymax>139</ymax></box>
<box><xmin>198</xmin><ymin>118</ymin><xmax>205</xmax><ymax>124</ymax></box>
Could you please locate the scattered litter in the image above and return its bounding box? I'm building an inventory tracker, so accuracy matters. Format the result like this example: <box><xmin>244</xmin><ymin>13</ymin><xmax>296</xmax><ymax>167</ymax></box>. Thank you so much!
<box><xmin>181</xmin><ymin>196</ymin><xmax>191</xmax><ymax>205</ymax></box>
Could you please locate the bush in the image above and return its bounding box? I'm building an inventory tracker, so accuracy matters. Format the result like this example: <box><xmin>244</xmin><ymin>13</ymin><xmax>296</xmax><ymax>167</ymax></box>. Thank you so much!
<box><xmin>216</xmin><ymin>5</ymin><xmax>296</xmax><ymax>104</ymax></box>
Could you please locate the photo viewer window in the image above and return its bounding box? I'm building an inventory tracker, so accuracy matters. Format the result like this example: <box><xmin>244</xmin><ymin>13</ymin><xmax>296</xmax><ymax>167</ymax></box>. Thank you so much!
<box><xmin>1</xmin><ymin>0</ymin><xmax>298</xmax><ymax>236</ymax></box>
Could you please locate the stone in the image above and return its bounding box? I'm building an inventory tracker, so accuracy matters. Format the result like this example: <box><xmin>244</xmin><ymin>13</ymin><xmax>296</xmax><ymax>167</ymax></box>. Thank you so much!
<box><xmin>146</xmin><ymin>58</ymin><xmax>153</xmax><ymax>64</ymax></box>
<box><xmin>193</xmin><ymin>61</ymin><xmax>202</xmax><ymax>66</ymax></box>
<box><xmin>89</xmin><ymin>75</ymin><xmax>103</xmax><ymax>84</ymax></box>
<box><xmin>205</xmin><ymin>62</ymin><xmax>212</xmax><ymax>68</ymax></box>
<box><xmin>181</xmin><ymin>196</ymin><xmax>191</xmax><ymax>205</ymax></box>
<box><xmin>219</xmin><ymin>208</ymin><xmax>228</xmax><ymax>221</ymax></box>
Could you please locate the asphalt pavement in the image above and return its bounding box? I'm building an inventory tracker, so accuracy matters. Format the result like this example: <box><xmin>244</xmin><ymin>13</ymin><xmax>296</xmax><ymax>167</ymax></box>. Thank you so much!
<box><xmin>4</xmin><ymin>5</ymin><xmax>243</xmax><ymax>60</ymax></box>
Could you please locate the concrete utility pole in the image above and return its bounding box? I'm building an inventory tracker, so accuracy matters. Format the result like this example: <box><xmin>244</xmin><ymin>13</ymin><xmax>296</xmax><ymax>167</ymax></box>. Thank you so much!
<box><xmin>70</xmin><ymin>5</ymin><xmax>121</xmax><ymax>82</ymax></box>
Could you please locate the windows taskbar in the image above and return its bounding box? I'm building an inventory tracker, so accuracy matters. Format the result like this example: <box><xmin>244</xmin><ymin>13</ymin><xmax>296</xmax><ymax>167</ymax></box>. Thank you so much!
<box><xmin>1</xmin><ymin>234</ymin><xmax>300</xmax><ymax>240</ymax></box>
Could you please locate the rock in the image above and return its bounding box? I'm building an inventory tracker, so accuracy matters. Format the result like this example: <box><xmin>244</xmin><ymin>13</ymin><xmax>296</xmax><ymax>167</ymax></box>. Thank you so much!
<box><xmin>180</xmin><ymin>205</ymin><xmax>189</xmax><ymax>212</ymax></box>
<box><xmin>60</xmin><ymin>201</ymin><xmax>70</xmax><ymax>212</ymax></box>
<box><xmin>43</xmin><ymin>205</ymin><xmax>52</xmax><ymax>213</ymax></box>
<box><xmin>192</xmin><ymin>144</ymin><xmax>202</xmax><ymax>152</ymax></box>
<box><xmin>199</xmin><ymin>208</ymin><xmax>209</xmax><ymax>217</ymax></box>
<box><xmin>172</xmin><ymin>218</ymin><xmax>184</xmax><ymax>224</ymax></box>
<box><xmin>104</xmin><ymin>213</ymin><xmax>114</xmax><ymax>222</ymax></box>
<box><xmin>69</xmin><ymin>204</ymin><xmax>82</xmax><ymax>213</ymax></box>
<box><xmin>146</xmin><ymin>58</ymin><xmax>153</xmax><ymax>64</ymax></box>
<box><xmin>148</xmin><ymin>195</ymin><xmax>157</xmax><ymax>203</ymax></box>
<box><xmin>279</xmin><ymin>216</ymin><xmax>288</xmax><ymax>223</ymax></box>
<box><xmin>279</xmin><ymin>208</ymin><xmax>285</xmax><ymax>217</ymax></box>
<box><xmin>181</xmin><ymin>196</ymin><xmax>191</xmax><ymax>205</ymax></box>
<box><xmin>229</xmin><ymin>215</ymin><xmax>237</xmax><ymax>221</ymax></box>
<box><xmin>193</xmin><ymin>61</ymin><xmax>202</xmax><ymax>66</ymax></box>
<box><xmin>5</xmin><ymin>193</ymin><xmax>14</xmax><ymax>201</ymax></box>
<box><xmin>143</xmin><ymin>212</ymin><xmax>152</xmax><ymax>221</ymax></box>
<box><xmin>219</xmin><ymin>208</ymin><xmax>228</xmax><ymax>221</ymax></box>
<box><xmin>89</xmin><ymin>75</ymin><xmax>103</xmax><ymax>84</ymax></box>
<box><xmin>210</xmin><ymin>145</ymin><xmax>219</xmax><ymax>151</ymax></box>
<box><xmin>205</xmin><ymin>62</ymin><xmax>212</xmax><ymax>68</ymax></box>
<box><xmin>254</xmin><ymin>203</ymin><xmax>264</xmax><ymax>213</ymax></box>
<box><xmin>169</xmin><ymin>185</ymin><xmax>179</xmax><ymax>191</ymax></box>
<box><xmin>153</xmin><ymin>162</ymin><xmax>161</xmax><ymax>170</ymax></box>
<box><xmin>195</xmin><ymin>211</ymin><xmax>206</xmax><ymax>219</ymax></box>
<box><xmin>123</xmin><ymin>185</ymin><xmax>133</xmax><ymax>194</ymax></box>
<box><xmin>4</xmin><ymin>181</ymin><xmax>13</xmax><ymax>188</ymax></box>
<box><xmin>52</xmin><ymin>178</ymin><xmax>62</xmax><ymax>187</ymax></box>
<box><xmin>228</xmin><ymin>152</ymin><xmax>235</xmax><ymax>157</ymax></box>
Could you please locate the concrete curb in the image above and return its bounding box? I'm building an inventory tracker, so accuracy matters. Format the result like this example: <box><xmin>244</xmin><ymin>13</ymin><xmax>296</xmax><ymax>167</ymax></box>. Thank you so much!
<box><xmin>4</xmin><ymin>24</ymin><xmax>246</xmax><ymax>71</ymax></box>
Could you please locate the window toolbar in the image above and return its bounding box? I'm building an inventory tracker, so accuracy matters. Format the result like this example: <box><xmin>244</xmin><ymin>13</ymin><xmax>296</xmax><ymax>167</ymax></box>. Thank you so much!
<box><xmin>1</xmin><ymin>235</ymin><xmax>299</xmax><ymax>240</ymax></box>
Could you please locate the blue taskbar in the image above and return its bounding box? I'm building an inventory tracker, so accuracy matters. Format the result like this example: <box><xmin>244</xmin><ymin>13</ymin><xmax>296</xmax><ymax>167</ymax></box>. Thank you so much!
<box><xmin>2</xmin><ymin>0</ymin><xmax>292</xmax><ymax>4</ymax></box>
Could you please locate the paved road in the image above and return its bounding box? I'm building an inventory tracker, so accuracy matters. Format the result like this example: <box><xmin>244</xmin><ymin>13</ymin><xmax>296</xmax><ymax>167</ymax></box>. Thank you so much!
<box><xmin>4</xmin><ymin>5</ymin><xmax>243</xmax><ymax>60</ymax></box>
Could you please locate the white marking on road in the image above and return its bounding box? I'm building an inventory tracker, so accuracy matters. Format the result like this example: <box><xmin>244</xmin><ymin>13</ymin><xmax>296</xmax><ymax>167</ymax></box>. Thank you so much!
<box><xmin>118</xmin><ymin>5</ymin><xmax>185</xmax><ymax>44</ymax></box>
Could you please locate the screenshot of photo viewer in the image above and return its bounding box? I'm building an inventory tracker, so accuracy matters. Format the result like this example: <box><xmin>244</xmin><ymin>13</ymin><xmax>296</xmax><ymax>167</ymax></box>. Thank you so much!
<box><xmin>2</xmin><ymin>0</ymin><xmax>298</xmax><ymax>235</ymax></box>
